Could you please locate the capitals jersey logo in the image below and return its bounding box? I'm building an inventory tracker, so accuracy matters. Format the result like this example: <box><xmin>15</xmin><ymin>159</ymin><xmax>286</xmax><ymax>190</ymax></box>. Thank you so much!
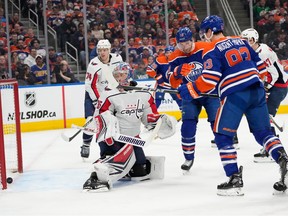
<box><xmin>186</xmin><ymin>61</ymin><xmax>203</xmax><ymax>82</ymax></box>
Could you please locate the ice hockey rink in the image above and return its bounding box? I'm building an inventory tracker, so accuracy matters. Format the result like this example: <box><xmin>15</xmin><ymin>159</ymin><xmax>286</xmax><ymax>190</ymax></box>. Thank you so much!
<box><xmin>1</xmin><ymin>114</ymin><xmax>288</xmax><ymax>216</ymax></box>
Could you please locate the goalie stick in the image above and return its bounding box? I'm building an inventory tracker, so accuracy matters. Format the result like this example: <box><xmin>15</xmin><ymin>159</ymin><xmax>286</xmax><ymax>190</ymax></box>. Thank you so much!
<box><xmin>71</xmin><ymin>124</ymin><xmax>148</xmax><ymax>148</ymax></box>
<box><xmin>71</xmin><ymin>116</ymin><xmax>163</xmax><ymax>148</ymax></box>
<box><xmin>61</xmin><ymin>116</ymin><xmax>94</xmax><ymax>142</ymax></box>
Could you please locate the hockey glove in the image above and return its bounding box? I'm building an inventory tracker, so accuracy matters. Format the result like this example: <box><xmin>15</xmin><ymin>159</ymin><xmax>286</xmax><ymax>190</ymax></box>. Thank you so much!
<box><xmin>178</xmin><ymin>82</ymin><xmax>199</xmax><ymax>100</ymax></box>
<box><xmin>130</xmin><ymin>80</ymin><xmax>138</xmax><ymax>86</ymax></box>
<box><xmin>155</xmin><ymin>74</ymin><xmax>165</xmax><ymax>86</ymax></box>
<box><xmin>146</xmin><ymin>113</ymin><xmax>161</xmax><ymax>131</ymax></box>
<box><xmin>173</xmin><ymin>63</ymin><xmax>193</xmax><ymax>79</ymax></box>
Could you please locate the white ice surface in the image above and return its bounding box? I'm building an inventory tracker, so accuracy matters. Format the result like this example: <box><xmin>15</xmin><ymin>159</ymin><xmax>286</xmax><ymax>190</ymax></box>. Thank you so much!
<box><xmin>1</xmin><ymin>115</ymin><xmax>288</xmax><ymax>216</ymax></box>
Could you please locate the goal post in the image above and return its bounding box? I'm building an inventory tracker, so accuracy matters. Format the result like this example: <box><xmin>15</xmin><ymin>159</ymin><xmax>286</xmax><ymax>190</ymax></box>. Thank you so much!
<box><xmin>0</xmin><ymin>79</ymin><xmax>23</xmax><ymax>190</ymax></box>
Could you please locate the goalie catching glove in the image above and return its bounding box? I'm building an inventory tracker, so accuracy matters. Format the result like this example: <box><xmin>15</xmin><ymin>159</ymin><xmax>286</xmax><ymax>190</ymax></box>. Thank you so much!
<box><xmin>147</xmin><ymin>113</ymin><xmax>177</xmax><ymax>139</ymax></box>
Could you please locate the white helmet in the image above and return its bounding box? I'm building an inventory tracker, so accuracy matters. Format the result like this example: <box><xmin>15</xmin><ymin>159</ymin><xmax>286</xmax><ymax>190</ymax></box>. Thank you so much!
<box><xmin>241</xmin><ymin>28</ymin><xmax>259</xmax><ymax>42</ymax></box>
<box><xmin>97</xmin><ymin>39</ymin><xmax>111</xmax><ymax>50</ymax></box>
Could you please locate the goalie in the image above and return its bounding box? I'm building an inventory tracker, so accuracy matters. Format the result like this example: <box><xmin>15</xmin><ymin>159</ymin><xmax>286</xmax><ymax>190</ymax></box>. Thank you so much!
<box><xmin>83</xmin><ymin>62</ymin><xmax>177</xmax><ymax>192</ymax></box>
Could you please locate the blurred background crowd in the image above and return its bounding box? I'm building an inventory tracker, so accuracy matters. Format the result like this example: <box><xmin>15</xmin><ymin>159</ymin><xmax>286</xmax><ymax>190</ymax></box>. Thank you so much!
<box><xmin>0</xmin><ymin>0</ymin><xmax>288</xmax><ymax>85</ymax></box>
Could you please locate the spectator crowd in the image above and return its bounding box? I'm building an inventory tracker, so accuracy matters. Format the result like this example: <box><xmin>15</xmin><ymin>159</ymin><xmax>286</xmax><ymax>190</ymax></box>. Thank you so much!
<box><xmin>242</xmin><ymin>0</ymin><xmax>288</xmax><ymax>68</ymax></box>
<box><xmin>1</xmin><ymin>0</ymin><xmax>287</xmax><ymax>85</ymax></box>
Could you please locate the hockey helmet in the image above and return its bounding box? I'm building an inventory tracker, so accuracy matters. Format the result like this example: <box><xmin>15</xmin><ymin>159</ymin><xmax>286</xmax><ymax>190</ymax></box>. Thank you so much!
<box><xmin>200</xmin><ymin>15</ymin><xmax>224</xmax><ymax>35</ymax></box>
<box><xmin>176</xmin><ymin>27</ymin><xmax>193</xmax><ymax>43</ymax></box>
<box><xmin>241</xmin><ymin>28</ymin><xmax>259</xmax><ymax>42</ymax></box>
<box><xmin>97</xmin><ymin>39</ymin><xmax>111</xmax><ymax>50</ymax></box>
<box><xmin>164</xmin><ymin>45</ymin><xmax>175</xmax><ymax>53</ymax></box>
<box><xmin>112</xmin><ymin>62</ymin><xmax>133</xmax><ymax>86</ymax></box>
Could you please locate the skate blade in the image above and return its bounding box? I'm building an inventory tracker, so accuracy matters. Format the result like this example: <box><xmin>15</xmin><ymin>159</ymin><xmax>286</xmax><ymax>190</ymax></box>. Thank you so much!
<box><xmin>217</xmin><ymin>188</ymin><xmax>244</xmax><ymax>196</ymax></box>
<box><xmin>273</xmin><ymin>190</ymin><xmax>287</xmax><ymax>196</ymax></box>
<box><xmin>82</xmin><ymin>187</ymin><xmax>110</xmax><ymax>193</ymax></box>
<box><xmin>182</xmin><ymin>170</ymin><xmax>192</xmax><ymax>176</ymax></box>
<box><xmin>253</xmin><ymin>157</ymin><xmax>275</xmax><ymax>163</ymax></box>
<box><xmin>130</xmin><ymin>174</ymin><xmax>150</xmax><ymax>181</ymax></box>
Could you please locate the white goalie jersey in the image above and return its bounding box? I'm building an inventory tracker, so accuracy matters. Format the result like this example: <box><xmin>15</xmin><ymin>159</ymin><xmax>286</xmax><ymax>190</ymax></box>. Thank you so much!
<box><xmin>256</xmin><ymin>43</ymin><xmax>288</xmax><ymax>88</ymax></box>
<box><xmin>98</xmin><ymin>90</ymin><xmax>159</xmax><ymax>137</ymax></box>
<box><xmin>85</xmin><ymin>53</ymin><xmax>123</xmax><ymax>103</ymax></box>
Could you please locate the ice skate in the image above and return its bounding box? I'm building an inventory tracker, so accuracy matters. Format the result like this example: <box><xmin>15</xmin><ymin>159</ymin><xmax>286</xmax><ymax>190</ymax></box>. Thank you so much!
<box><xmin>128</xmin><ymin>163</ymin><xmax>150</xmax><ymax>181</ymax></box>
<box><xmin>83</xmin><ymin>172</ymin><xmax>110</xmax><ymax>192</ymax></box>
<box><xmin>217</xmin><ymin>166</ymin><xmax>244</xmax><ymax>196</ymax></box>
<box><xmin>253</xmin><ymin>148</ymin><xmax>274</xmax><ymax>163</ymax></box>
<box><xmin>273</xmin><ymin>149</ymin><xmax>288</xmax><ymax>194</ymax></box>
<box><xmin>181</xmin><ymin>159</ymin><xmax>193</xmax><ymax>174</ymax></box>
<box><xmin>80</xmin><ymin>144</ymin><xmax>90</xmax><ymax>159</ymax></box>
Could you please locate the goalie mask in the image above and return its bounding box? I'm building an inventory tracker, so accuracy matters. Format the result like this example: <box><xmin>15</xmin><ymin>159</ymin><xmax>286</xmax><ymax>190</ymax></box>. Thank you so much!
<box><xmin>112</xmin><ymin>62</ymin><xmax>133</xmax><ymax>87</ymax></box>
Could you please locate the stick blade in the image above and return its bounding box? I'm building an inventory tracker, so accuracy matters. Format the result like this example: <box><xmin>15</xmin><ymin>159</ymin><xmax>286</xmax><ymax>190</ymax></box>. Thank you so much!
<box><xmin>61</xmin><ymin>132</ymin><xmax>71</xmax><ymax>142</ymax></box>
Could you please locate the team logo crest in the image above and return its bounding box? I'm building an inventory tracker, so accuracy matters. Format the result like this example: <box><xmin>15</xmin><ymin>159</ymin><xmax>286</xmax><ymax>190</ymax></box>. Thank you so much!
<box><xmin>186</xmin><ymin>62</ymin><xmax>203</xmax><ymax>82</ymax></box>
<box><xmin>25</xmin><ymin>92</ymin><xmax>36</xmax><ymax>107</ymax></box>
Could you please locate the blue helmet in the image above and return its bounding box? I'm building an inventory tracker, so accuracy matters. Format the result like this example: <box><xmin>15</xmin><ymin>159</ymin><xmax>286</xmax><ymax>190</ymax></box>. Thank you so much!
<box><xmin>164</xmin><ymin>45</ymin><xmax>175</xmax><ymax>53</ymax></box>
<box><xmin>176</xmin><ymin>27</ymin><xmax>193</xmax><ymax>43</ymax></box>
<box><xmin>200</xmin><ymin>15</ymin><xmax>224</xmax><ymax>34</ymax></box>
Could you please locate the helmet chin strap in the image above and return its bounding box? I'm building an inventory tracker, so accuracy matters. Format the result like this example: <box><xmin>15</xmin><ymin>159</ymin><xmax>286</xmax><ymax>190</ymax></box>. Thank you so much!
<box><xmin>204</xmin><ymin>31</ymin><xmax>214</xmax><ymax>42</ymax></box>
<box><xmin>249</xmin><ymin>39</ymin><xmax>257</xmax><ymax>47</ymax></box>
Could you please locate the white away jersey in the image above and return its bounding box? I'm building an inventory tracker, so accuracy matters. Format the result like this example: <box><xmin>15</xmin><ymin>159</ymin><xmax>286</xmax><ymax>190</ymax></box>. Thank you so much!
<box><xmin>256</xmin><ymin>43</ymin><xmax>288</xmax><ymax>87</ymax></box>
<box><xmin>85</xmin><ymin>53</ymin><xmax>123</xmax><ymax>103</ymax></box>
<box><xmin>99</xmin><ymin>90</ymin><xmax>158</xmax><ymax>137</ymax></box>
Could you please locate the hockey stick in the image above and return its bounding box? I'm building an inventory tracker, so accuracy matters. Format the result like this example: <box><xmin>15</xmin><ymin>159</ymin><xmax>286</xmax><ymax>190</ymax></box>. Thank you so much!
<box><xmin>120</xmin><ymin>85</ymin><xmax>179</xmax><ymax>94</ymax></box>
<box><xmin>269</xmin><ymin>115</ymin><xmax>284</xmax><ymax>132</ymax></box>
<box><xmin>199</xmin><ymin>93</ymin><xmax>219</xmax><ymax>98</ymax></box>
<box><xmin>61</xmin><ymin>116</ymin><xmax>94</xmax><ymax>142</ymax></box>
<box><xmin>120</xmin><ymin>85</ymin><xmax>219</xmax><ymax>98</ymax></box>
<box><xmin>71</xmin><ymin>124</ymin><xmax>148</xmax><ymax>148</ymax></box>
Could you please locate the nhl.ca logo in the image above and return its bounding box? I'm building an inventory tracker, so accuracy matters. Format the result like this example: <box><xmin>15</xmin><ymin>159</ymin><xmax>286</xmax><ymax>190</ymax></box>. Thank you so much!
<box><xmin>25</xmin><ymin>92</ymin><xmax>36</xmax><ymax>107</ymax></box>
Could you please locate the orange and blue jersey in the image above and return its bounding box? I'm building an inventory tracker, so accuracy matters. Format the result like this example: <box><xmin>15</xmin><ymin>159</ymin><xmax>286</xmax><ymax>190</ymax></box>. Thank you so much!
<box><xmin>194</xmin><ymin>36</ymin><xmax>267</xmax><ymax>99</ymax></box>
<box><xmin>154</xmin><ymin>54</ymin><xmax>170</xmax><ymax>84</ymax></box>
<box><xmin>168</xmin><ymin>41</ymin><xmax>206</xmax><ymax>88</ymax></box>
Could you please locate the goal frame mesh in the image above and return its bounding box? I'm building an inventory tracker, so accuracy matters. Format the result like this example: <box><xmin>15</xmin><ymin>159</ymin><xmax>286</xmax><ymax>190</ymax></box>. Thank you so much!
<box><xmin>0</xmin><ymin>79</ymin><xmax>23</xmax><ymax>190</ymax></box>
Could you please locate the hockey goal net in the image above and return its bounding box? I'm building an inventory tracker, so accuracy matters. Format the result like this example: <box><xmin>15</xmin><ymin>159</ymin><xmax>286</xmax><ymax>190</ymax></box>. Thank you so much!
<box><xmin>0</xmin><ymin>79</ymin><xmax>23</xmax><ymax>190</ymax></box>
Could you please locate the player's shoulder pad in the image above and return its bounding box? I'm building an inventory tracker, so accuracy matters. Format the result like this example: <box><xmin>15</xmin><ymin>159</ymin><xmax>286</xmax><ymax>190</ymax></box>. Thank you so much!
<box><xmin>168</xmin><ymin>49</ymin><xmax>185</xmax><ymax>62</ymax></box>
<box><xmin>156</xmin><ymin>55</ymin><xmax>168</xmax><ymax>64</ymax></box>
<box><xmin>194</xmin><ymin>41</ymin><xmax>208</xmax><ymax>49</ymax></box>
<box><xmin>202</xmin><ymin>37</ymin><xmax>228</xmax><ymax>57</ymax></box>
<box><xmin>88</xmin><ymin>57</ymin><xmax>102</xmax><ymax>68</ymax></box>
<box><xmin>110</xmin><ymin>53</ymin><xmax>123</xmax><ymax>65</ymax></box>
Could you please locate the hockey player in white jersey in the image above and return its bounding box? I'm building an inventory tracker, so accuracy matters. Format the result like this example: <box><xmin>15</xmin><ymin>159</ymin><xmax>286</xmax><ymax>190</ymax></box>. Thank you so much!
<box><xmin>81</xmin><ymin>39</ymin><xmax>123</xmax><ymax>159</ymax></box>
<box><xmin>241</xmin><ymin>28</ymin><xmax>288</xmax><ymax>162</ymax></box>
<box><xmin>82</xmin><ymin>62</ymin><xmax>177</xmax><ymax>191</ymax></box>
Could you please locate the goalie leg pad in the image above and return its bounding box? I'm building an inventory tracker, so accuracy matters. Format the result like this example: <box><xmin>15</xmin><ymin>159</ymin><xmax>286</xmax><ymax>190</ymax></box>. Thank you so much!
<box><xmin>93</xmin><ymin>162</ymin><xmax>110</xmax><ymax>182</ymax></box>
<box><xmin>146</xmin><ymin>156</ymin><xmax>165</xmax><ymax>179</ymax></box>
<box><xmin>157</xmin><ymin>114</ymin><xmax>177</xmax><ymax>139</ymax></box>
<box><xmin>100</xmin><ymin>144</ymin><xmax>136</xmax><ymax>184</ymax></box>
